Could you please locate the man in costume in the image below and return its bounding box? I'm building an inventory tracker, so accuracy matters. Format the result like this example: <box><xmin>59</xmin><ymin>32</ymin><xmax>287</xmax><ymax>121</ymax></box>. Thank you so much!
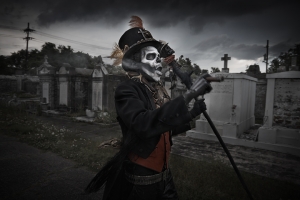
<box><xmin>85</xmin><ymin>16</ymin><xmax>212</xmax><ymax>200</ymax></box>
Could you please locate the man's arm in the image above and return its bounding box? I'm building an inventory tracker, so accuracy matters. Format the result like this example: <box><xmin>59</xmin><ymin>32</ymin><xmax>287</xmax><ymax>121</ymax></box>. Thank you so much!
<box><xmin>115</xmin><ymin>82</ymin><xmax>192</xmax><ymax>139</ymax></box>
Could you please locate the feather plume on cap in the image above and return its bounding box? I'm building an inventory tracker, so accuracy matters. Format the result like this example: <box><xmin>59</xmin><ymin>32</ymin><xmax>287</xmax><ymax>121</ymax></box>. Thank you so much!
<box><xmin>108</xmin><ymin>16</ymin><xmax>143</xmax><ymax>66</ymax></box>
<box><xmin>108</xmin><ymin>43</ymin><xmax>129</xmax><ymax>66</ymax></box>
<box><xmin>129</xmin><ymin>16</ymin><xmax>144</xmax><ymax>29</ymax></box>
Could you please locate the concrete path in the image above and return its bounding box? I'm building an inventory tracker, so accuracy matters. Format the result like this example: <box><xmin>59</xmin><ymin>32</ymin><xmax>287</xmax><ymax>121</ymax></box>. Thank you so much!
<box><xmin>0</xmin><ymin>134</ymin><xmax>103</xmax><ymax>200</ymax></box>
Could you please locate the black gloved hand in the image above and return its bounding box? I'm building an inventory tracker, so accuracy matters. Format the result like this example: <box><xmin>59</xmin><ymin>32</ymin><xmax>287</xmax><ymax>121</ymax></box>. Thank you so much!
<box><xmin>158</xmin><ymin>40</ymin><xmax>175</xmax><ymax>58</ymax></box>
<box><xmin>182</xmin><ymin>75</ymin><xmax>213</xmax><ymax>104</ymax></box>
<box><xmin>190</xmin><ymin>99</ymin><xmax>207</xmax><ymax>118</ymax></box>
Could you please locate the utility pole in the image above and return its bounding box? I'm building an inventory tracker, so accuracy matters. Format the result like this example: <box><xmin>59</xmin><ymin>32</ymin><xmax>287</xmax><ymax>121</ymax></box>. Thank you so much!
<box><xmin>263</xmin><ymin>40</ymin><xmax>269</xmax><ymax>73</ymax></box>
<box><xmin>23</xmin><ymin>23</ymin><xmax>35</xmax><ymax>70</ymax></box>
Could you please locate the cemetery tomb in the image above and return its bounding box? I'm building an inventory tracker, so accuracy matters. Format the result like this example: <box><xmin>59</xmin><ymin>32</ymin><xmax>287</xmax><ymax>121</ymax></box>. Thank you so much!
<box><xmin>187</xmin><ymin>72</ymin><xmax>257</xmax><ymax>140</ymax></box>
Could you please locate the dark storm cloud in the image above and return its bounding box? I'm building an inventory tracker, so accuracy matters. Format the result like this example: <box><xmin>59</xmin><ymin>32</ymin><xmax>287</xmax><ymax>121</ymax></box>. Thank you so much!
<box><xmin>3</xmin><ymin>0</ymin><xmax>296</xmax><ymax>32</ymax></box>
<box><xmin>194</xmin><ymin>35</ymin><xmax>296</xmax><ymax>61</ymax></box>
<box><xmin>194</xmin><ymin>35</ymin><xmax>234</xmax><ymax>51</ymax></box>
<box><xmin>269</xmin><ymin>40</ymin><xmax>294</xmax><ymax>57</ymax></box>
<box><xmin>193</xmin><ymin>35</ymin><xmax>264</xmax><ymax>60</ymax></box>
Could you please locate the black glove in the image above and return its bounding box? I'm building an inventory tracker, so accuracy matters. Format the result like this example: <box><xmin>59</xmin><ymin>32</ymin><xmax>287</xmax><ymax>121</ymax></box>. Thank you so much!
<box><xmin>190</xmin><ymin>99</ymin><xmax>207</xmax><ymax>118</ymax></box>
<box><xmin>158</xmin><ymin>41</ymin><xmax>175</xmax><ymax>58</ymax></box>
<box><xmin>182</xmin><ymin>75</ymin><xmax>213</xmax><ymax>104</ymax></box>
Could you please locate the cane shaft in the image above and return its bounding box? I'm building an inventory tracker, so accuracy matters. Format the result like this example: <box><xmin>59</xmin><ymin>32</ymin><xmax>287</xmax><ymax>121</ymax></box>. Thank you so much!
<box><xmin>202</xmin><ymin>111</ymin><xmax>254</xmax><ymax>200</ymax></box>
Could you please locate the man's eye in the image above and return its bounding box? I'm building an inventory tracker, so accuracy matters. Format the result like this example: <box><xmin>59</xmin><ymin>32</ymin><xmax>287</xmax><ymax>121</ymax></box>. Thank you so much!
<box><xmin>146</xmin><ymin>53</ymin><xmax>156</xmax><ymax>60</ymax></box>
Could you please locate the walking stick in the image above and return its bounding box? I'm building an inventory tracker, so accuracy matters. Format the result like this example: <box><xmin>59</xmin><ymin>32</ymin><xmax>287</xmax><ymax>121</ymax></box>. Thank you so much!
<box><xmin>202</xmin><ymin>110</ymin><xmax>254</xmax><ymax>200</ymax></box>
<box><xmin>160</xmin><ymin>42</ymin><xmax>254</xmax><ymax>198</ymax></box>
<box><xmin>167</xmin><ymin>59</ymin><xmax>254</xmax><ymax>199</ymax></box>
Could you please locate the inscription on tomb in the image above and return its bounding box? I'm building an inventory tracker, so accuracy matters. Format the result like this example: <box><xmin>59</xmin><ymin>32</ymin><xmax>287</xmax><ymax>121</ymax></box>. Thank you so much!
<box><xmin>211</xmin><ymin>80</ymin><xmax>233</xmax><ymax>94</ymax></box>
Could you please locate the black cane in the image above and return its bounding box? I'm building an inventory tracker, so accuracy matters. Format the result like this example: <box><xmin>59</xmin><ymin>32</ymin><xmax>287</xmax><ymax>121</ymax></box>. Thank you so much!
<box><xmin>202</xmin><ymin>110</ymin><xmax>254</xmax><ymax>200</ymax></box>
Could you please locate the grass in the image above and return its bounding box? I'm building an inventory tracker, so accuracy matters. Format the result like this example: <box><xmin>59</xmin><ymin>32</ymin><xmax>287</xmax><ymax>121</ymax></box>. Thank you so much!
<box><xmin>170</xmin><ymin>155</ymin><xmax>300</xmax><ymax>200</ymax></box>
<box><xmin>0</xmin><ymin>103</ymin><xmax>300</xmax><ymax>200</ymax></box>
<box><xmin>0</xmin><ymin>103</ymin><xmax>118</xmax><ymax>171</ymax></box>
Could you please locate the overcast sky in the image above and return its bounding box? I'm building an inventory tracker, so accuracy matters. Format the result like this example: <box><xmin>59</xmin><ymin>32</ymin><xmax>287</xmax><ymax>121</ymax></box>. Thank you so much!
<box><xmin>1</xmin><ymin>0</ymin><xmax>299</xmax><ymax>73</ymax></box>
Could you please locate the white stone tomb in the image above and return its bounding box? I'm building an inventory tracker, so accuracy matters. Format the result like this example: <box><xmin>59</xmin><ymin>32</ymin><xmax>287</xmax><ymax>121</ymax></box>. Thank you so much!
<box><xmin>258</xmin><ymin>71</ymin><xmax>300</xmax><ymax>150</ymax></box>
<box><xmin>187</xmin><ymin>73</ymin><xmax>257</xmax><ymax>140</ymax></box>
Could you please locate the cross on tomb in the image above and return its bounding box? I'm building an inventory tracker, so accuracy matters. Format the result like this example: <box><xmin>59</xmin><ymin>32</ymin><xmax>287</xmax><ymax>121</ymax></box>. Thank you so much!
<box><xmin>221</xmin><ymin>54</ymin><xmax>231</xmax><ymax>73</ymax></box>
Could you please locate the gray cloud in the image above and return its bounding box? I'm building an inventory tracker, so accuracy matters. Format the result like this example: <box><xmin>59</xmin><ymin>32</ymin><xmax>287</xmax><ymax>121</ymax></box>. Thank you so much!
<box><xmin>3</xmin><ymin>0</ymin><xmax>297</xmax><ymax>34</ymax></box>
<box><xmin>269</xmin><ymin>40</ymin><xmax>294</xmax><ymax>57</ymax></box>
<box><xmin>194</xmin><ymin>35</ymin><xmax>234</xmax><ymax>51</ymax></box>
<box><xmin>194</xmin><ymin>34</ymin><xmax>296</xmax><ymax>61</ymax></box>
<box><xmin>229</xmin><ymin>44</ymin><xmax>265</xmax><ymax>60</ymax></box>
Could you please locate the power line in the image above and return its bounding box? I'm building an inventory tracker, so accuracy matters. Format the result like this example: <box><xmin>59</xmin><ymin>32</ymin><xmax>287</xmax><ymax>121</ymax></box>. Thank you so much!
<box><xmin>0</xmin><ymin>33</ymin><xmax>23</xmax><ymax>39</ymax></box>
<box><xmin>46</xmin><ymin>28</ymin><xmax>112</xmax><ymax>46</ymax></box>
<box><xmin>0</xmin><ymin>24</ymin><xmax>22</xmax><ymax>31</ymax></box>
<box><xmin>34</xmin><ymin>31</ymin><xmax>110</xmax><ymax>50</ymax></box>
<box><xmin>0</xmin><ymin>23</ymin><xmax>111</xmax><ymax>55</ymax></box>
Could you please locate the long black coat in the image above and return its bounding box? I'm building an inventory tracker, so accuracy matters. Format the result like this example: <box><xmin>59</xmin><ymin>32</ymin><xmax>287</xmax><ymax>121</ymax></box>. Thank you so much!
<box><xmin>115</xmin><ymin>79</ymin><xmax>192</xmax><ymax>159</ymax></box>
<box><xmin>85</xmin><ymin>79</ymin><xmax>193</xmax><ymax>199</ymax></box>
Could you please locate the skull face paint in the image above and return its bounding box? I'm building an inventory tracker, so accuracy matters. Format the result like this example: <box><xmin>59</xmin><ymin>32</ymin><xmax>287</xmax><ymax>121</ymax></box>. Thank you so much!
<box><xmin>140</xmin><ymin>46</ymin><xmax>162</xmax><ymax>82</ymax></box>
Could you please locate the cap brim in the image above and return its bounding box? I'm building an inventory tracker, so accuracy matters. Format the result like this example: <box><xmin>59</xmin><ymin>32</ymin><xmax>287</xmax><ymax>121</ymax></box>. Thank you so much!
<box><xmin>123</xmin><ymin>40</ymin><xmax>162</xmax><ymax>58</ymax></box>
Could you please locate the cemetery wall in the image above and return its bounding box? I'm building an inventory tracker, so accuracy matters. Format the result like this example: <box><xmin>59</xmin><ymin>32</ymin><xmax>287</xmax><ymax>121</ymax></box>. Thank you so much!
<box><xmin>0</xmin><ymin>75</ymin><xmax>18</xmax><ymax>93</ymax></box>
<box><xmin>23</xmin><ymin>81</ymin><xmax>38</xmax><ymax>94</ymax></box>
<box><xmin>22</xmin><ymin>76</ymin><xmax>39</xmax><ymax>95</ymax></box>
<box><xmin>273</xmin><ymin>78</ymin><xmax>300</xmax><ymax>129</ymax></box>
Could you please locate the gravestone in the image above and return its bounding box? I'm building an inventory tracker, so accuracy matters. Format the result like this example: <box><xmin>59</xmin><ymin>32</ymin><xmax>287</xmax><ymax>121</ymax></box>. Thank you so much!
<box><xmin>91</xmin><ymin>67</ymin><xmax>104</xmax><ymax>112</ymax></box>
<box><xmin>221</xmin><ymin>54</ymin><xmax>231</xmax><ymax>73</ymax></box>
<box><xmin>38</xmin><ymin>56</ymin><xmax>56</xmax><ymax>109</ymax></box>
<box><xmin>258</xmin><ymin>71</ymin><xmax>300</xmax><ymax>151</ymax></box>
<box><xmin>74</xmin><ymin>68</ymin><xmax>92</xmax><ymax>111</ymax></box>
<box><xmin>187</xmin><ymin>73</ymin><xmax>257</xmax><ymax>140</ymax></box>
<box><xmin>42</xmin><ymin>82</ymin><xmax>49</xmax><ymax>103</ymax></box>
<box><xmin>104</xmin><ymin>74</ymin><xmax>127</xmax><ymax>112</ymax></box>
<box><xmin>57</xmin><ymin>63</ymin><xmax>76</xmax><ymax>110</ymax></box>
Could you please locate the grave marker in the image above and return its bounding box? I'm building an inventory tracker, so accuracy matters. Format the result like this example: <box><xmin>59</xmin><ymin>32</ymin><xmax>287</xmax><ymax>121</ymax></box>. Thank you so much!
<box><xmin>221</xmin><ymin>54</ymin><xmax>231</xmax><ymax>73</ymax></box>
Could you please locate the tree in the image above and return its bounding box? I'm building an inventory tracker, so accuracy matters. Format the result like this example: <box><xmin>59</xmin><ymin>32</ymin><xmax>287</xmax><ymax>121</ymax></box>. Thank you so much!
<box><xmin>268</xmin><ymin>43</ymin><xmax>300</xmax><ymax>73</ymax></box>
<box><xmin>27</xmin><ymin>49</ymin><xmax>44</xmax><ymax>70</ymax></box>
<box><xmin>1</xmin><ymin>42</ymin><xmax>111</xmax><ymax>74</ymax></box>
<box><xmin>175</xmin><ymin>55</ymin><xmax>201</xmax><ymax>76</ymax></box>
<box><xmin>210</xmin><ymin>67</ymin><xmax>220</xmax><ymax>73</ymax></box>
<box><xmin>193</xmin><ymin>63</ymin><xmax>201</xmax><ymax>75</ymax></box>
<box><xmin>0</xmin><ymin>55</ymin><xmax>13</xmax><ymax>75</ymax></box>
<box><xmin>9</xmin><ymin>49</ymin><xmax>27</xmax><ymax>69</ymax></box>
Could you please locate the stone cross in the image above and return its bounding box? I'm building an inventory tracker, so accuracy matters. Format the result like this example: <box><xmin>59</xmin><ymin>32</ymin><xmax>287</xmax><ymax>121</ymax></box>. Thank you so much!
<box><xmin>221</xmin><ymin>54</ymin><xmax>231</xmax><ymax>73</ymax></box>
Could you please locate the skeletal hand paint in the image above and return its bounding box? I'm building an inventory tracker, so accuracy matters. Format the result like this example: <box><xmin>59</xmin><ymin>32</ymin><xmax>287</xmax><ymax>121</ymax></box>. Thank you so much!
<box><xmin>140</xmin><ymin>46</ymin><xmax>162</xmax><ymax>82</ymax></box>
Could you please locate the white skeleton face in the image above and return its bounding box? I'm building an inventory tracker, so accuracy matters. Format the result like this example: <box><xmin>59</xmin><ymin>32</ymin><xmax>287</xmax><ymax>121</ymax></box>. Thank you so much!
<box><xmin>140</xmin><ymin>46</ymin><xmax>162</xmax><ymax>82</ymax></box>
